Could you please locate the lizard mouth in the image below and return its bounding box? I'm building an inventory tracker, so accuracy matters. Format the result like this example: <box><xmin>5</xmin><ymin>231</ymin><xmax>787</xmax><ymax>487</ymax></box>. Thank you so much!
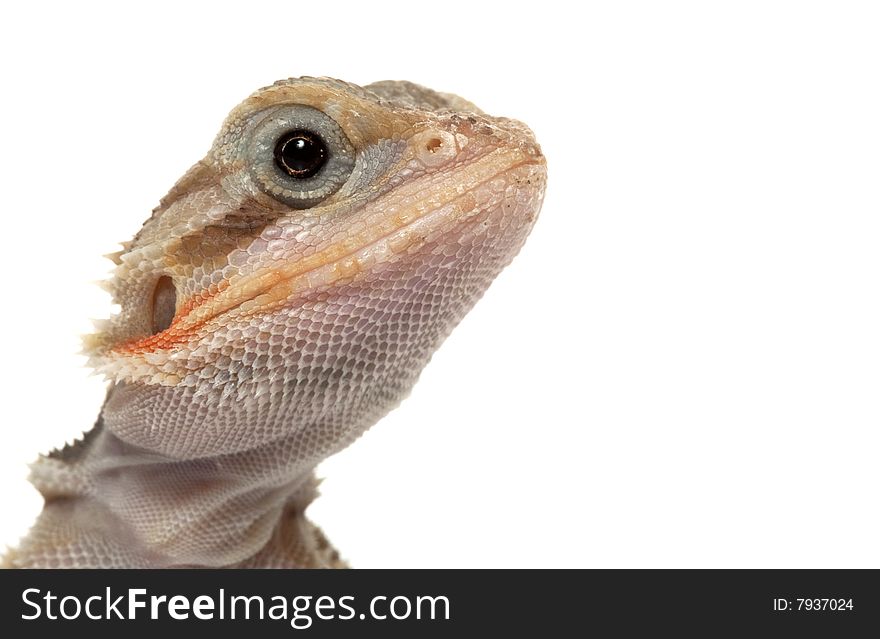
<box><xmin>117</xmin><ymin>146</ymin><xmax>544</xmax><ymax>355</ymax></box>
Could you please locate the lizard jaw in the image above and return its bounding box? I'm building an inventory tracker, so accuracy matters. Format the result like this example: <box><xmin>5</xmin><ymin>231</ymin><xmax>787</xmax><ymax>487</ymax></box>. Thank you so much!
<box><xmin>116</xmin><ymin>144</ymin><xmax>545</xmax><ymax>356</ymax></box>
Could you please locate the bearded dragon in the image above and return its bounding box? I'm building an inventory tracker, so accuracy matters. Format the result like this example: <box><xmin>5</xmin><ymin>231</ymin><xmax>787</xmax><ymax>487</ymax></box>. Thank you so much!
<box><xmin>4</xmin><ymin>77</ymin><xmax>546</xmax><ymax>568</ymax></box>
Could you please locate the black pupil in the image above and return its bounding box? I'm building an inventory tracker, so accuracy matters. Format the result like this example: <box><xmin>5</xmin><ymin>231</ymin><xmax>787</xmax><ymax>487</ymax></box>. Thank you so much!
<box><xmin>274</xmin><ymin>130</ymin><xmax>328</xmax><ymax>179</ymax></box>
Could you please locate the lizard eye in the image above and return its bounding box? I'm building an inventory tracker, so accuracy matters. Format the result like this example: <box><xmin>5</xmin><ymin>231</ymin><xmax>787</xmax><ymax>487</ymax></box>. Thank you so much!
<box><xmin>274</xmin><ymin>130</ymin><xmax>327</xmax><ymax>179</ymax></box>
<box><xmin>248</xmin><ymin>105</ymin><xmax>355</xmax><ymax>209</ymax></box>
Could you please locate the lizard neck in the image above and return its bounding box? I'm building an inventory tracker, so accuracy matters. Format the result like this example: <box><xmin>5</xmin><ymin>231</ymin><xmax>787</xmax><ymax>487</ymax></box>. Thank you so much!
<box><xmin>19</xmin><ymin>415</ymin><xmax>343</xmax><ymax>568</ymax></box>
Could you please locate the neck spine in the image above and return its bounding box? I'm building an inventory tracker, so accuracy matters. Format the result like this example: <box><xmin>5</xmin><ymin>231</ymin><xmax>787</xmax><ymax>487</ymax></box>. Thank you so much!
<box><xmin>20</xmin><ymin>417</ymin><xmax>342</xmax><ymax>568</ymax></box>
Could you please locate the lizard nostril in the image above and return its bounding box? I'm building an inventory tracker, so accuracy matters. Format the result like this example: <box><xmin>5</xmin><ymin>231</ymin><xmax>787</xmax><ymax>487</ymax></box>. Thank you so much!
<box><xmin>425</xmin><ymin>137</ymin><xmax>443</xmax><ymax>153</ymax></box>
<box><xmin>414</xmin><ymin>130</ymin><xmax>457</xmax><ymax>167</ymax></box>
<box><xmin>150</xmin><ymin>276</ymin><xmax>177</xmax><ymax>334</ymax></box>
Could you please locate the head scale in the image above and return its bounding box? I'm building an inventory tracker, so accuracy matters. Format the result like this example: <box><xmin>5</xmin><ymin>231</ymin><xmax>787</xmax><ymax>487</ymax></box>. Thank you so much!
<box><xmin>85</xmin><ymin>77</ymin><xmax>546</xmax><ymax>460</ymax></box>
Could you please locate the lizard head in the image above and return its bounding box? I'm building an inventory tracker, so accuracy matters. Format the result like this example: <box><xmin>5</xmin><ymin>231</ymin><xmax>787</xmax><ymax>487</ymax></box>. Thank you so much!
<box><xmin>86</xmin><ymin>77</ymin><xmax>546</xmax><ymax>460</ymax></box>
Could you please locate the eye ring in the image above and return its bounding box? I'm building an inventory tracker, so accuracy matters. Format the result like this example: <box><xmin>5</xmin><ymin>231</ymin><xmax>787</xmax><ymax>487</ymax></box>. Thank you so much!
<box><xmin>274</xmin><ymin>129</ymin><xmax>328</xmax><ymax>179</ymax></box>
<box><xmin>247</xmin><ymin>105</ymin><xmax>356</xmax><ymax>209</ymax></box>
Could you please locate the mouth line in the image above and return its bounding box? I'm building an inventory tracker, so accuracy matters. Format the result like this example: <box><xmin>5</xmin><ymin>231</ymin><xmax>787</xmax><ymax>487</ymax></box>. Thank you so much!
<box><xmin>116</xmin><ymin>147</ymin><xmax>540</xmax><ymax>354</ymax></box>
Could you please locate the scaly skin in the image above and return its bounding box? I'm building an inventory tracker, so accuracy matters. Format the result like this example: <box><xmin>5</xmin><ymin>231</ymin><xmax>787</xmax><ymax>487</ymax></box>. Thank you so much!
<box><xmin>5</xmin><ymin>77</ymin><xmax>546</xmax><ymax>568</ymax></box>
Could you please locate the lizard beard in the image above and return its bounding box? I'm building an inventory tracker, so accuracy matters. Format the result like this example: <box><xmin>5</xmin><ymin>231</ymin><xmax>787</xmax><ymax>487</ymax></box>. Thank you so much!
<box><xmin>15</xmin><ymin>202</ymin><xmax>538</xmax><ymax>567</ymax></box>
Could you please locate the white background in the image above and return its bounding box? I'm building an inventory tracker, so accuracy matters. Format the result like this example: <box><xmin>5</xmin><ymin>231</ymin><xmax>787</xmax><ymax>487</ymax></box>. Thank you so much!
<box><xmin>1</xmin><ymin>2</ymin><xmax>878</xmax><ymax>568</ymax></box>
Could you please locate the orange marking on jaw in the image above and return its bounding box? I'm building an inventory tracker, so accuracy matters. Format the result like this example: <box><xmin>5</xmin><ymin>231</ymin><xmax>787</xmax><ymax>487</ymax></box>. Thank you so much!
<box><xmin>113</xmin><ymin>280</ymin><xmax>230</xmax><ymax>354</ymax></box>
